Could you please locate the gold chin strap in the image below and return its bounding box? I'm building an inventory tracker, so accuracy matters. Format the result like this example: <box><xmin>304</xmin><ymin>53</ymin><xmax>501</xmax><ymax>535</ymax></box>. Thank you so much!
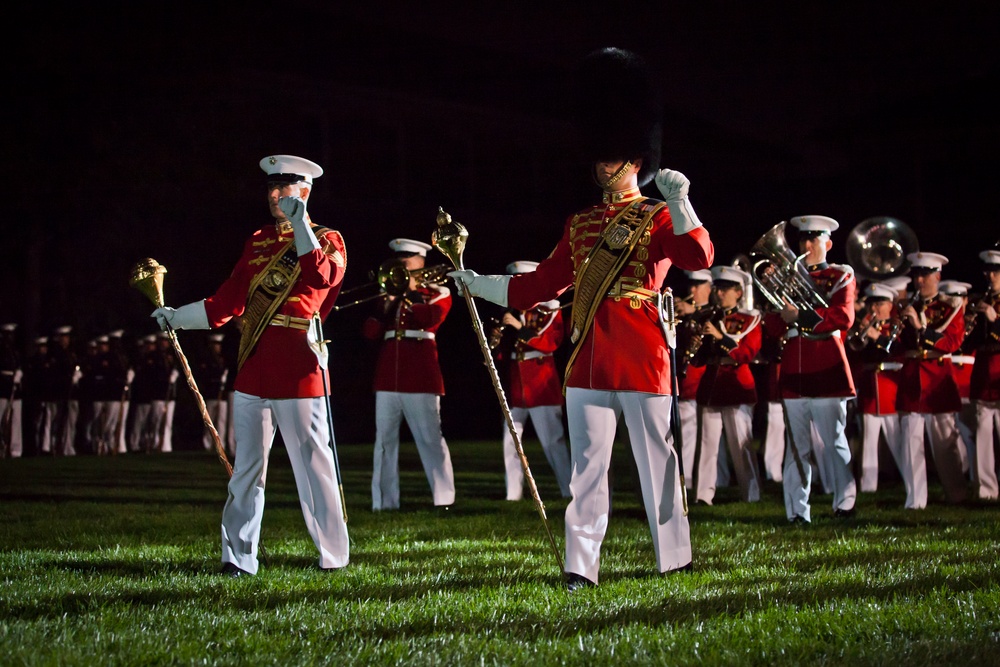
<box><xmin>275</xmin><ymin>219</ymin><xmax>293</xmax><ymax>234</ymax></box>
<box><xmin>597</xmin><ymin>160</ymin><xmax>633</xmax><ymax>190</ymax></box>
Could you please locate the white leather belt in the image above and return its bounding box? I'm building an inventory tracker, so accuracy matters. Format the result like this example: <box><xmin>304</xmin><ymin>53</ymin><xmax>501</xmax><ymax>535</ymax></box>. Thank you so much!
<box><xmin>384</xmin><ymin>330</ymin><xmax>435</xmax><ymax>341</ymax></box>
<box><xmin>519</xmin><ymin>350</ymin><xmax>551</xmax><ymax>361</ymax></box>
<box><xmin>949</xmin><ymin>355</ymin><xmax>976</xmax><ymax>365</ymax></box>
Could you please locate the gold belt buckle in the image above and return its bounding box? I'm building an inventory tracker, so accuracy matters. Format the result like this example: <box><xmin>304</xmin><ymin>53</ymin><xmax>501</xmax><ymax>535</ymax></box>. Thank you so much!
<box><xmin>395</xmin><ymin>330</ymin><xmax>404</xmax><ymax>340</ymax></box>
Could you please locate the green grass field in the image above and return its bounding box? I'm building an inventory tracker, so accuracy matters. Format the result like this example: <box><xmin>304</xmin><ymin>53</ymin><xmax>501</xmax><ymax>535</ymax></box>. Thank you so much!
<box><xmin>3</xmin><ymin>439</ymin><xmax>1000</xmax><ymax>666</ymax></box>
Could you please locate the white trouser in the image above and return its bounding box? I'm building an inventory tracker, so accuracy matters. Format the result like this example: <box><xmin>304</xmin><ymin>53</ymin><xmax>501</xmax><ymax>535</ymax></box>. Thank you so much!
<box><xmin>147</xmin><ymin>400</ymin><xmax>167</xmax><ymax>452</ymax></box>
<box><xmin>782</xmin><ymin>397</ymin><xmax>855</xmax><ymax>521</ymax></box>
<box><xmin>503</xmin><ymin>404</ymin><xmax>571</xmax><ymax>500</ymax></box>
<box><xmin>899</xmin><ymin>411</ymin><xmax>968</xmax><ymax>509</ymax></box>
<box><xmin>956</xmin><ymin>400</ymin><xmax>975</xmax><ymax>476</ymax></box>
<box><xmin>372</xmin><ymin>391</ymin><xmax>455</xmax><ymax>510</ymax></box>
<box><xmin>1</xmin><ymin>398</ymin><xmax>23</xmax><ymax>457</ymax></box>
<box><xmin>810</xmin><ymin>420</ymin><xmax>833</xmax><ymax>494</ymax></box>
<box><xmin>671</xmin><ymin>399</ymin><xmax>698</xmax><ymax>490</ymax></box>
<box><xmin>203</xmin><ymin>398</ymin><xmax>229</xmax><ymax>452</ymax></box>
<box><xmin>564</xmin><ymin>388</ymin><xmax>691</xmax><ymax>584</ymax></box>
<box><xmin>221</xmin><ymin>391</ymin><xmax>349</xmax><ymax>574</ymax></box>
<box><xmin>860</xmin><ymin>413</ymin><xmax>901</xmax><ymax>492</ymax></box>
<box><xmin>975</xmin><ymin>400</ymin><xmax>1000</xmax><ymax>499</ymax></box>
<box><xmin>91</xmin><ymin>400</ymin><xmax>124</xmax><ymax>454</ymax></box>
<box><xmin>34</xmin><ymin>402</ymin><xmax>52</xmax><ymax>453</ymax></box>
<box><xmin>696</xmin><ymin>404</ymin><xmax>760</xmax><ymax>504</ymax></box>
<box><xmin>763</xmin><ymin>401</ymin><xmax>785</xmax><ymax>481</ymax></box>
<box><xmin>129</xmin><ymin>402</ymin><xmax>152</xmax><ymax>452</ymax></box>
<box><xmin>48</xmin><ymin>400</ymin><xmax>78</xmax><ymax>456</ymax></box>
<box><xmin>116</xmin><ymin>401</ymin><xmax>129</xmax><ymax>453</ymax></box>
<box><xmin>160</xmin><ymin>399</ymin><xmax>175</xmax><ymax>452</ymax></box>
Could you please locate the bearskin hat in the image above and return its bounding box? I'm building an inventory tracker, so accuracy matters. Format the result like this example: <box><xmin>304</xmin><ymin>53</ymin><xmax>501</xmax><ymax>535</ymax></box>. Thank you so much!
<box><xmin>572</xmin><ymin>47</ymin><xmax>662</xmax><ymax>187</ymax></box>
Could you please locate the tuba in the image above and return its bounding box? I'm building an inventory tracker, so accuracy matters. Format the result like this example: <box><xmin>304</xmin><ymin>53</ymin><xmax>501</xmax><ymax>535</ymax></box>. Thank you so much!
<box><xmin>845</xmin><ymin>216</ymin><xmax>919</xmax><ymax>282</ymax></box>
<box><xmin>749</xmin><ymin>221</ymin><xmax>829</xmax><ymax>321</ymax></box>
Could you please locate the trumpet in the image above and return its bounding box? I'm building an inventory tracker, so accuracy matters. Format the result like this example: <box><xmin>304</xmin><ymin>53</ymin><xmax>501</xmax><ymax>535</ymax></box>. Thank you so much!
<box><xmin>333</xmin><ymin>259</ymin><xmax>450</xmax><ymax>311</ymax></box>
<box><xmin>847</xmin><ymin>315</ymin><xmax>902</xmax><ymax>353</ymax></box>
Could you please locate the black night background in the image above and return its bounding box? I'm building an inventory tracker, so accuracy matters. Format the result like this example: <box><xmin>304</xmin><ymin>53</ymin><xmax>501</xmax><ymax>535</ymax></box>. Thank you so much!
<box><xmin>6</xmin><ymin>1</ymin><xmax>998</xmax><ymax>444</ymax></box>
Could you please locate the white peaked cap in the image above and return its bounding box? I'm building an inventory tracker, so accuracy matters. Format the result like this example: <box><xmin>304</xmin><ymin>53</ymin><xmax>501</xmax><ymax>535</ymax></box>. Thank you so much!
<box><xmin>1</xmin><ymin>323</ymin><xmax>16</xmax><ymax>331</ymax></box>
<box><xmin>34</xmin><ymin>336</ymin><xmax>48</xmax><ymax>344</ymax></box>
<box><xmin>711</xmin><ymin>266</ymin><xmax>751</xmax><ymax>285</ymax></box>
<box><xmin>938</xmin><ymin>280</ymin><xmax>971</xmax><ymax>296</ymax></box>
<box><xmin>389</xmin><ymin>238</ymin><xmax>433</xmax><ymax>256</ymax></box>
<box><xmin>54</xmin><ymin>325</ymin><xmax>72</xmax><ymax>335</ymax></box>
<box><xmin>789</xmin><ymin>215</ymin><xmax>839</xmax><ymax>234</ymax></box>
<box><xmin>97</xmin><ymin>335</ymin><xmax>109</xmax><ymax>343</ymax></box>
<box><xmin>907</xmin><ymin>252</ymin><xmax>949</xmax><ymax>271</ymax></box>
<box><xmin>259</xmin><ymin>155</ymin><xmax>323</xmax><ymax>184</ymax></box>
<box><xmin>108</xmin><ymin>329</ymin><xmax>124</xmax><ymax>338</ymax></box>
<box><xmin>881</xmin><ymin>276</ymin><xmax>912</xmax><ymax>292</ymax></box>
<box><xmin>980</xmin><ymin>250</ymin><xmax>1000</xmax><ymax>265</ymax></box>
<box><xmin>506</xmin><ymin>261</ymin><xmax>539</xmax><ymax>274</ymax></box>
<box><xmin>864</xmin><ymin>282</ymin><xmax>897</xmax><ymax>301</ymax></box>
<box><xmin>685</xmin><ymin>269</ymin><xmax>713</xmax><ymax>282</ymax></box>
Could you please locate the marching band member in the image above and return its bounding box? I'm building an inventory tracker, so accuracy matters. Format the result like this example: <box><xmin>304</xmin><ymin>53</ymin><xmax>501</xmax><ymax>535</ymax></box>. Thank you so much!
<box><xmin>196</xmin><ymin>332</ymin><xmax>230</xmax><ymax>453</ymax></box>
<box><xmin>847</xmin><ymin>282</ymin><xmax>904</xmax><ymax>492</ymax></box>
<box><xmin>673</xmin><ymin>269</ymin><xmax>714</xmax><ymax>488</ymax></box>
<box><xmin>363</xmin><ymin>238</ymin><xmax>455</xmax><ymax>511</ymax></box>
<box><xmin>0</xmin><ymin>323</ymin><xmax>23</xmax><ymax>457</ymax></box>
<box><xmin>451</xmin><ymin>47</ymin><xmax>714</xmax><ymax>589</ymax></box>
<box><xmin>777</xmin><ymin>216</ymin><xmax>857</xmax><ymax>523</ymax></box>
<box><xmin>48</xmin><ymin>326</ymin><xmax>80</xmax><ymax>456</ymax></box>
<box><xmin>970</xmin><ymin>249</ymin><xmax>1000</xmax><ymax>499</ymax></box>
<box><xmin>690</xmin><ymin>266</ymin><xmax>762</xmax><ymax>504</ymax></box>
<box><xmin>760</xmin><ymin>307</ymin><xmax>788</xmax><ymax>482</ymax></box>
<box><xmin>152</xmin><ymin>154</ymin><xmax>349</xmax><ymax>576</ymax></box>
<box><xmin>896</xmin><ymin>252</ymin><xmax>968</xmax><ymax>508</ymax></box>
<box><xmin>940</xmin><ymin>280</ymin><xmax>975</xmax><ymax>477</ymax></box>
<box><xmin>489</xmin><ymin>260</ymin><xmax>571</xmax><ymax>501</ymax></box>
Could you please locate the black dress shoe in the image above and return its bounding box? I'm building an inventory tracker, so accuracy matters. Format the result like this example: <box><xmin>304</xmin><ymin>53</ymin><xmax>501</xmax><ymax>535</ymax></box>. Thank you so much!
<box><xmin>565</xmin><ymin>572</ymin><xmax>596</xmax><ymax>592</ymax></box>
<box><xmin>833</xmin><ymin>508</ymin><xmax>856</xmax><ymax>518</ymax></box>
<box><xmin>789</xmin><ymin>515</ymin><xmax>809</xmax><ymax>525</ymax></box>
<box><xmin>221</xmin><ymin>562</ymin><xmax>250</xmax><ymax>578</ymax></box>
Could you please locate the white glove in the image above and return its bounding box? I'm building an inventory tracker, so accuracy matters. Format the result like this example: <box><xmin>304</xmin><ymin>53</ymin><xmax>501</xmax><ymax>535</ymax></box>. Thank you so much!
<box><xmin>307</xmin><ymin>318</ymin><xmax>329</xmax><ymax>370</ymax></box>
<box><xmin>448</xmin><ymin>270</ymin><xmax>510</xmax><ymax>307</ymax></box>
<box><xmin>151</xmin><ymin>300</ymin><xmax>210</xmax><ymax>331</ymax></box>
<box><xmin>126</xmin><ymin>368</ymin><xmax>135</xmax><ymax>384</ymax></box>
<box><xmin>654</xmin><ymin>169</ymin><xmax>704</xmax><ymax>235</ymax></box>
<box><xmin>72</xmin><ymin>367</ymin><xmax>83</xmax><ymax>385</ymax></box>
<box><xmin>280</xmin><ymin>196</ymin><xmax>321</xmax><ymax>256</ymax></box>
<box><xmin>13</xmin><ymin>369</ymin><xmax>22</xmax><ymax>384</ymax></box>
<box><xmin>169</xmin><ymin>369</ymin><xmax>179</xmax><ymax>384</ymax></box>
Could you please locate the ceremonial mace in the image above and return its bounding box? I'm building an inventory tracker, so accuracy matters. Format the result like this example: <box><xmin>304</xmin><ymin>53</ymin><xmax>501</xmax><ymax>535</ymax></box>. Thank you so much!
<box><xmin>432</xmin><ymin>207</ymin><xmax>563</xmax><ymax>571</ymax></box>
<box><xmin>129</xmin><ymin>259</ymin><xmax>233</xmax><ymax>477</ymax></box>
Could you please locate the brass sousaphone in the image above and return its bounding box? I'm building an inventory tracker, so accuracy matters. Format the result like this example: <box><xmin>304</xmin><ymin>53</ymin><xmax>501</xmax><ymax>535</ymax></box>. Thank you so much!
<box><xmin>844</xmin><ymin>215</ymin><xmax>919</xmax><ymax>282</ymax></box>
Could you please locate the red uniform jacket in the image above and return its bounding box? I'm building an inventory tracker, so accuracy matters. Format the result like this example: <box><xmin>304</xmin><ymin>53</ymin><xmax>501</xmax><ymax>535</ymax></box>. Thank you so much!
<box><xmin>850</xmin><ymin>317</ymin><xmax>904</xmax><ymax>415</ymax></box>
<box><xmin>362</xmin><ymin>284</ymin><xmax>451</xmax><ymax>395</ymax></box>
<box><xmin>970</xmin><ymin>291</ymin><xmax>1000</xmax><ymax>401</ymax></box>
<box><xmin>203</xmin><ymin>221</ymin><xmax>346</xmax><ymax>399</ymax></box>
<box><xmin>897</xmin><ymin>293</ymin><xmax>966</xmax><ymax>413</ymax></box>
<box><xmin>777</xmin><ymin>263</ymin><xmax>856</xmax><ymax>399</ymax></box>
<box><xmin>692</xmin><ymin>308</ymin><xmax>761</xmax><ymax>407</ymax></box>
<box><xmin>507</xmin><ymin>194</ymin><xmax>714</xmax><ymax>394</ymax></box>
<box><xmin>497</xmin><ymin>307</ymin><xmax>564</xmax><ymax>408</ymax></box>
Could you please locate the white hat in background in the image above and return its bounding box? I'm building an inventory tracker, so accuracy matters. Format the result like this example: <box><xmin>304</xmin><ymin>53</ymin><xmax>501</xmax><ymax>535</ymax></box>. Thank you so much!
<box><xmin>980</xmin><ymin>250</ymin><xmax>1000</xmax><ymax>267</ymax></box>
<box><xmin>259</xmin><ymin>155</ymin><xmax>323</xmax><ymax>184</ymax></box>
<box><xmin>711</xmin><ymin>265</ymin><xmax>751</xmax><ymax>286</ymax></box>
<box><xmin>864</xmin><ymin>282</ymin><xmax>897</xmax><ymax>301</ymax></box>
<box><xmin>506</xmin><ymin>261</ymin><xmax>539</xmax><ymax>274</ymax></box>
<box><xmin>938</xmin><ymin>280</ymin><xmax>971</xmax><ymax>296</ymax></box>
<box><xmin>907</xmin><ymin>252</ymin><xmax>948</xmax><ymax>272</ymax></box>
<box><xmin>684</xmin><ymin>269</ymin><xmax>713</xmax><ymax>283</ymax></box>
<box><xmin>389</xmin><ymin>238</ymin><xmax>433</xmax><ymax>257</ymax></box>
<box><xmin>789</xmin><ymin>215</ymin><xmax>839</xmax><ymax>236</ymax></box>
<box><xmin>881</xmin><ymin>276</ymin><xmax>912</xmax><ymax>293</ymax></box>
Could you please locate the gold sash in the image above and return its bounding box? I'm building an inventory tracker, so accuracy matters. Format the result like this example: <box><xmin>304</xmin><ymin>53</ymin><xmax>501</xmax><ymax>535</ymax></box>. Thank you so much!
<box><xmin>563</xmin><ymin>199</ymin><xmax>665</xmax><ymax>387</ymax></box>
<box><xmin>236</xmin><ymin>226</ymin><xmax>331</xmax><ymax>370</ymax></box>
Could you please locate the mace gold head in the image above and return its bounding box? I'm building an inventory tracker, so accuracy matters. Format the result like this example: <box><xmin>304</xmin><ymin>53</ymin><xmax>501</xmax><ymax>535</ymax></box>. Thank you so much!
<box><xmin>129</xmin><ymin>258</ymin><xmax>168</xmax><ymax>308</ymax></box>
<box><xmin>432</xmin><ymin>206</ymin><xmax>469</xmax><ymax>271</ymax></box>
